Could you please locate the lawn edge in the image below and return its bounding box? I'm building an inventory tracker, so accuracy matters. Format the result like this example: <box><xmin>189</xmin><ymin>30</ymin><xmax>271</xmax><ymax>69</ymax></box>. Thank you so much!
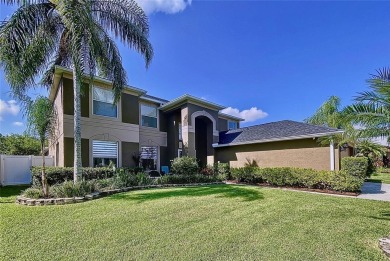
<box><xmin>16</xmin><ymin>182</ymin><xmax>224</xmax><ymax>206</ymax></box>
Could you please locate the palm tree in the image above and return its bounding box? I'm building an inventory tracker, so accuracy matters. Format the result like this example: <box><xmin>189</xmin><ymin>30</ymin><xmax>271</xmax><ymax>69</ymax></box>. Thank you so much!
<box><xmin>304</xmin><ymin>96</ymin><xmax>355</xmax><ymax>146</ymax></box>
<box><xmin>27</xmin><ymin>96</ymin><xmax>56</xmax><ymax>197</ymax></box>
<box><xmin>0</xmin><ymin>0</ymin><xmax>153</xmax><ymax>181</ymax></box>
<box><xmin>344</xmin><ymin>68</ymin><xmax>390</xmax><ymax>143</ymax></box>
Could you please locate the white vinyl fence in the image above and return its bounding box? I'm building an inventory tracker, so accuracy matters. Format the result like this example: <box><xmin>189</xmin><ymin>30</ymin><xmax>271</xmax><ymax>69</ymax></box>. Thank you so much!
<box><xmin>0</xmin><ymin>155</ymin><xmax>54</xmax><ymax>186</ymax></box>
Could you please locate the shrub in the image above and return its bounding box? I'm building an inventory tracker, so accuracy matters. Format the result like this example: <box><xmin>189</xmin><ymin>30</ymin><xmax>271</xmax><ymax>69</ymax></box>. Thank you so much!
<box><xmin>50</xmin><ymin>180</ymin><xmax>98</xmax><ymax>198</ymax></box>
<box><xmin>231</xmin><ymin>167</ymin><xmax>259</xmax><ymax>183</ymax></box>
<box><xmin>200</xmin><ymin>165</ymin><xmax>214</xmax><ymax>176</ymax></box>
<box><xmin>230</xmin><ymin>166</ymin><xmax>365</xmax><ymax>192</ymax></box>
<box><xmin>32</xmin><ymin>167</ymin><xmax>116</xmax><ymax>186</ymax></box>
<box><xmin>23</xmin><ymin>187</ymin><xmax>43</xmax><ymax>199</ymax></box>
<box><xmin>159</xmin><ymin>174</ymin><xmax>222</xmax><ymax>184</ymax></box>
<box><xmin>171</xmin><ymin>157</ymin><xmax>199</xmax><ymax>175</ymax></box>
<box><xmin>107</xmin><ymin>169</ymin><xmax>157</xmax><ymax>189</ymax></box>
<box><xmin>330</xmin><ymin>171</ymin><xmax>364</xmax><ymax>192</ymax></box>
<box><xmin>341</xmin><ymin>157</ymin><xmax>369</xmax><ymax>178</ymax></box>
<box><xmin>214</xmin><ymin>162</ymin><xmax>231</xmax><ymax>180</ymax></box>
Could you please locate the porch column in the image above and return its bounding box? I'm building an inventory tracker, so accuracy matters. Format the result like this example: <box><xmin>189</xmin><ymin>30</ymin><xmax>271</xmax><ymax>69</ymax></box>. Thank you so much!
<box><xmin>181</xmin><ymin>107</ymin><xmax>196</xmax><ymax>157</ymax></box>
<box><xmin>330</xmin><ymin>141</ymin><xmax>335</xmax><ymax>171</ymax></box>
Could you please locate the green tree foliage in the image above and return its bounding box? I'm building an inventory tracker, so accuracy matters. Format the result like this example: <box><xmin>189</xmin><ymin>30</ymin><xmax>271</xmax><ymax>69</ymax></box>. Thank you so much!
<box><xmin>0</xmin><ymin>0</ymin><xmax>153</xmax><ymax>181</ymax></box>
<box><xmin>304</xmin><ymin>96</ymin><xmax>356</xmax><ymax>146</ymax></box>
<box><xmin>0</xmin><ymin>134</ymin><xmax>41</xmax><ymax>155</ymax></box>
<box><xmin>27</xmin><ymin>96</ymin><xmax>56</xmax><ymax>197</ymax></box>
<box><xmin>344</xmin><ymin>67</ymin><xmax>390</xmax><ymax>143</ymax></box>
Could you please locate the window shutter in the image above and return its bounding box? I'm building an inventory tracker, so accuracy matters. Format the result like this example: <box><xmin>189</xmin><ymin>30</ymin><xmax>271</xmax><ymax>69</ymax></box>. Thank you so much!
<box><xmin>92</xmin><ymin>140</ymin><xmax>118</xmax><ymax>158</ymax></box>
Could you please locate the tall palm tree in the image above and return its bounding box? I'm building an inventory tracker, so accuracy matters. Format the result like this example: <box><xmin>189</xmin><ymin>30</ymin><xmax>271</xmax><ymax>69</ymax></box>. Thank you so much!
<box><xmin>0</xmin><ymin>0</ymin><xmax>153</xmax><ymax>181</ymax></box>
<box><xmin>344</xmin><ymin>68</ymin><xmax>390</xmax><ymax>143</ymax></box>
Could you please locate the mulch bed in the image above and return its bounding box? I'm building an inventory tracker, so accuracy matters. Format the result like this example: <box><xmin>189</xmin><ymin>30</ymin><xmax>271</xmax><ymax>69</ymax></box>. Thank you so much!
<box><xmin>226</xmin><ymin>180</ymin><xmax>360</xmax><ymax>196</ymax></box>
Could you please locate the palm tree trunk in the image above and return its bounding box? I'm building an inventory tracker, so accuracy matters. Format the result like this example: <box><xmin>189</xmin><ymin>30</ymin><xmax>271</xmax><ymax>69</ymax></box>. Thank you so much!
<box><xmin>41</xmin><ymin>143</ymin><xmax>48</xmax><ymax>197</ymax></box>
<box><xmin>73</xmin><ymin>66</ymin><xmax>82</xmax><ymax>182</ymax></box>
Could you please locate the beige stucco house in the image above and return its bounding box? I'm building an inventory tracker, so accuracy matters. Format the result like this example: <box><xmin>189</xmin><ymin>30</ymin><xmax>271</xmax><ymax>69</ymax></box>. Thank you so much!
<box><xmin>48</xmin><ymin>66</ymin><xmax>346</xmax><ymax>171</ymax></box>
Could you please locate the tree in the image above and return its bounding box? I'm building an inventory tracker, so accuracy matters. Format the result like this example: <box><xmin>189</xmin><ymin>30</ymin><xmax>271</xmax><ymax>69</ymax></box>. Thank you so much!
<box><xmin>0</xmin><ymin>134</ymin><xmax>41</xmax><ymax>155</ymax></box>
<box><xmin>0</xmin><ymin>0</ymin><xmax>153</xmax><ymax>182</ymax></box>
<box><xmin>304</xmin><ymin>96</ymin><xmax>355</xmax><ymax>147</ymax></box>
<box><xmin>26</xmin><ymin>96</ymin><xmax>56</xmax><ymax>197</ymax></box>
<box><xmin>343</xmin><ymin>68</ymin><xmax>390</xmax><ymax>143</ymax></box>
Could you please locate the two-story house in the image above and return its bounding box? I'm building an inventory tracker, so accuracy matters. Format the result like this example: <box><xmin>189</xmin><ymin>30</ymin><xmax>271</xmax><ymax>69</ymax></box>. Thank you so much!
<box><xmin>49</xmin><ymin>66</ymin><xmax>347</xmax><ymax>171</ymax></box>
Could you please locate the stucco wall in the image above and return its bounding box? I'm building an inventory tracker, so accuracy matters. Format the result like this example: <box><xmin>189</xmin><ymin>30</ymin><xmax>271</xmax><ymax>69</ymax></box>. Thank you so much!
<box><xmin>215</xmin><ymin>138</ymin><xmax>333</xmax><ymax>171</ymax></box>
<box><xmin>48</xmin><ymin>79</ymin><xmax>64</xmax><ymax>166</ymax></box>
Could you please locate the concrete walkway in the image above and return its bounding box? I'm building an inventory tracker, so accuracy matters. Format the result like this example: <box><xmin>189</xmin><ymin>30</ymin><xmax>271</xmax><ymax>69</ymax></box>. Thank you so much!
<box><xmin>357</xmin><ymin>182</ymin><xmax>390</xmax><ymax>202</ymax></box>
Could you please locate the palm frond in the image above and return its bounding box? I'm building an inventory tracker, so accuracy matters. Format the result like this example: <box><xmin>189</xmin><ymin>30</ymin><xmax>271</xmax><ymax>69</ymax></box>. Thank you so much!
<box><xmin>89</xmin><ymin>21</ymin><xmax>126</xmax><ymax>102</ymax></box>
<box><xmin>0</xmin><ymin>2</ymin><xmax>60</xmax><ymax>99</ymax></box>
<box><xmin>0</xmin><ymin>0</ymin><xmax>47</xmax><ymax>5</ymax></box>
<box><xmin>304</xmin><ymin>96</ymin><xmax>345</xmax><ymax>128</ymax></box>
<box><xmin>91</xmin><ymin>0</ymin><xmax>153</xmax><ymax>67</ymax></box>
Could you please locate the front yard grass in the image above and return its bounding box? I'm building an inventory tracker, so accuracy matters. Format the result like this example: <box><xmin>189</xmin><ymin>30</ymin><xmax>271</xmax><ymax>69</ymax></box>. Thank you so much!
<box><xmin>367</xmin><ymin>172</ymin><xmax>390</xmax><ymax>184</ymax></box>
<box><xmin>1</xmin><ymin>184</ymin><xmax>389</xmax><ymax>260</ymax></box>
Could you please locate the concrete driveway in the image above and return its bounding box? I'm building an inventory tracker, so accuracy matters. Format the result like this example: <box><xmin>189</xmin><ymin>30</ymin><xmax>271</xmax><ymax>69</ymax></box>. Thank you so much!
<box><xmin>357</xmin><ymin>182</ymin><xmax>390</xmax><ymax>202</ymax></box>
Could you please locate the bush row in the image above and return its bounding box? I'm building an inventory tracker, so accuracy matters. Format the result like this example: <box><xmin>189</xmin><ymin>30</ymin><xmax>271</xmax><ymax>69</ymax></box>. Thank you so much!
<box><xmin>230</xmin><ymin>157</ymin><xmax>368</xmax><ymax>192</ymax></box>
<box><xmin>31</xmin><ymin>166</ymin><xmax>144</xmax><ymax>186</ymax></box>
<box><xmin>231</xmin><ymin>167</ymin><xmax>364</xmax><ymax>192</ymax></box>
<box><xmin>25</xmin><ymin>171</ymin><xmax>223</xmax><ymax>199</ymax></box>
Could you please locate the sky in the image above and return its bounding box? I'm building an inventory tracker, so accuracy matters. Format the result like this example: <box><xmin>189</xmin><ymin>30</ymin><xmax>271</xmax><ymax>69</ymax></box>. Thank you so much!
<box><xmin>0</xmin><ymin>0</ymin><xmax>389</xmax><ymax>135</ymax></box>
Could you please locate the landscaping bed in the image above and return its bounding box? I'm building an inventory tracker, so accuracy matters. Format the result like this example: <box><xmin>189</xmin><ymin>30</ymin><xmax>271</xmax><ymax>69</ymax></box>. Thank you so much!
<box><xmin>16</xmin><ymin>182</ymin><xmax>223</xmax><ymax>206</ymax></box>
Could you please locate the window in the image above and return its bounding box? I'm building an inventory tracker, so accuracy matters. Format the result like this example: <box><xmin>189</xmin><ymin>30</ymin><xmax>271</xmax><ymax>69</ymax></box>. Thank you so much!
<box><xmin>141</xmin><ymin>104</ymin><xmax>157</xmax><ymax>128</ymax></box>
<box><xmin>228</xmin><ymin>121</ymin><xmax>238</xmax><ymax>130</ymax></box>
<box><xmin>178</xmin><ymin>123</ymin><xmax>182</xmax><ymax>141</ymax></box>
<box><xmin>140</xmin><ymin>146</ymin><xmax>158</xmax><ymax>170</ymax></box>
<box><xmin>93</xmin><ymin>86</ymin><xmax>117</xmax><ymax>118</ymax></box>
<box><xmin>92</xmin><ymin>140</ymin><xmax>118</xmax><ymax>167</ymax></box>
<box><xmin>178</xmin><ymin>149</ymin><xmax>183</xmax><ymax>158</ymax></box>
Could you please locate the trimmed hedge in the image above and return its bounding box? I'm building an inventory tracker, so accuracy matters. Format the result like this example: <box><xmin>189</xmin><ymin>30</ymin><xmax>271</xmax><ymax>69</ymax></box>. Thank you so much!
<box><xmin>159</xmin><ymin>174</ymin><xmax>223</xmax><ymax>184</ymax></box>
<box><xmin>32</xmin><ymin>167</ymin><xmax>116</xmax><ymax>186</ymax></box>
<box><xmin>231</xmin><ymin>166</ymin><xmax>365</xmax><ymax>192</ymax></box>
<box><xmin>341</xmin><ymin>157</ymin><xmax>369</xmax><ymax>178</ymax></box>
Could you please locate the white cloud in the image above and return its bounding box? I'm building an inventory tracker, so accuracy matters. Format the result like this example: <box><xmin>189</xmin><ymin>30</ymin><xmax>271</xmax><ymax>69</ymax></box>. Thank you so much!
<box><xmin>0</xmin><ymin>99</ymin><xmax>20</xmax><ymax>121</ymax></box>
<box><xmin>12</xmin><ymin>121</ymin><xmax>23</xmax><ymax>127</ymax></box>
<box><xmin>221</xmin><ymin>107</ymin><xmax>268</xmax><ymax>123</ymax></box>
<box><xmin>135</xmin><ymin>0</ymin><xmax>192</xmax><ymax>14</ymax></box>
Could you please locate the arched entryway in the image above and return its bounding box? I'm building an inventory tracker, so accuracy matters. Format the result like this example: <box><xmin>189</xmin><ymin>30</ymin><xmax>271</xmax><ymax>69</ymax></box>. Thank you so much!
<box><xmin>195</xmin><ymin>116</ymin><xmax>214</xmax><ymax>168</ymax></box>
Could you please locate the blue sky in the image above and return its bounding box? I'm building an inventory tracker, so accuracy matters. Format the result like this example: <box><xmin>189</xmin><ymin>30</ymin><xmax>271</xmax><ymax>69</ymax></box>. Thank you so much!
<box><xmin>1</xmin><ymin>0</ymin><xmax>389</xmax><ymax>134</ymax></box>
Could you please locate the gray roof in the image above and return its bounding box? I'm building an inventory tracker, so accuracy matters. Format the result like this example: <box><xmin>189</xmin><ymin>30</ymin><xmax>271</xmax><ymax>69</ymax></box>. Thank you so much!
<box><xmin>216</xmin><ymin>120</ymin><xmax>343</xmax><ymax>147</ymax></box>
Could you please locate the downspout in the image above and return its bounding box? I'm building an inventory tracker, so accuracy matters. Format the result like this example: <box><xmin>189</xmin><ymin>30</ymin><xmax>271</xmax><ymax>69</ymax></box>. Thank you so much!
<box><xmin>330</xmin><ymin>140</ymin><xmax>335</xmax><ymax>171</ymax></box>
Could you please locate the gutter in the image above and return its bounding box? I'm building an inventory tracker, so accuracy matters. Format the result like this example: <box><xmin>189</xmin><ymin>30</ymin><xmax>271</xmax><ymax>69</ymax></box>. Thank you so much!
<box><xmin>212</xmin><ymin>130</ymin><xmax>344</xmax><ymax>148</ymax></box>
<box><xmin>53</xmin><ymin>65</ymin><xmax>147</xmax><ymax>96</ymax></box>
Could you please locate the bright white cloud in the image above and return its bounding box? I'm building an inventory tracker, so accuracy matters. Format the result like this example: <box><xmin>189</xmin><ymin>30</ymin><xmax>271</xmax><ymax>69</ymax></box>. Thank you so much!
<box><xmin>222</xmin><ymin>107</ymin><xmax>268</xmax><ymax>123</ymax></box>
<box><xmin>13</xmin><ymin>121</ymin><xmax>24</xmax><ymax>127</ymax></box>
<box><xmin>0</xmin><ymin>99</ymin><xmax>20</xmax><ymax>121</ymax></box>
<box><xmin>135</xmin><ymin>0</ymin><xmax>192</xmax><ymax>14</ymax></box>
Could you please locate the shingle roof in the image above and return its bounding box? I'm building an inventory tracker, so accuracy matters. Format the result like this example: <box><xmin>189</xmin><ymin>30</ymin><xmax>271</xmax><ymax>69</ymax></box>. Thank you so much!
<box><xmin>216</xmin><ymin>120</ymin><xmax>343</xmax><ymax>147</ymax></box>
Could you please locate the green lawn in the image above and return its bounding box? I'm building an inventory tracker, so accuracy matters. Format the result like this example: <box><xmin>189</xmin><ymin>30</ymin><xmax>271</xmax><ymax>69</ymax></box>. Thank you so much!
<box><xmin>367</xmin><ymin>172</ymin><xmax>390</xmax><ymax>184</ymax></box>
<box><xmin>1</xmin><ymin>185</ymin><xmax>389</xmax><ymax>260</ymax></box>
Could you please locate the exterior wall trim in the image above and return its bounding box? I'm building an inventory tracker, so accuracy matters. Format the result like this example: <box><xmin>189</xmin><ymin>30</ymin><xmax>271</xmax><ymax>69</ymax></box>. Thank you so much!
<box><xmin>190</xmin><ymin>110</ymin><xmax>219</xmax><ymax>136</ymax></box>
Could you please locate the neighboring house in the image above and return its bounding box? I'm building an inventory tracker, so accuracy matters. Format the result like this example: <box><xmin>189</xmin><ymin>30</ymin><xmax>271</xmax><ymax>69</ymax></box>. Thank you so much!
<box><xmin>48</xmin><ymin>66</ymin><xmax>344</xmax><ymax>171</ymax></box>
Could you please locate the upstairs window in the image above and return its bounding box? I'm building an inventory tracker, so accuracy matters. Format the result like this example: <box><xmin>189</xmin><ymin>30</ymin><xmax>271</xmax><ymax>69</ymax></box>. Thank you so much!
<box><xmin>228</xmin><ymin>121</ymin><xmax>238</xmax><ymax>130</ymax></box>
<box><xmin>141</xmin><ymin>104</ymin><xmax>157</xmax><ymax>128</ymax></box>
<box><xmin>93</xmin><ymin>86</ymin><xmax>117</xmax><ymax>118</ymax></box>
